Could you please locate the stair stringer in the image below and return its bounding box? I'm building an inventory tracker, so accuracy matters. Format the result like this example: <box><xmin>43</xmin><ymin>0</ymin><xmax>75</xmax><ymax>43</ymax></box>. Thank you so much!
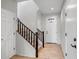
<box><xmin>16</xmin><ymin>33</ymin><xmax>36</xmax><ymax>57</ymax></box>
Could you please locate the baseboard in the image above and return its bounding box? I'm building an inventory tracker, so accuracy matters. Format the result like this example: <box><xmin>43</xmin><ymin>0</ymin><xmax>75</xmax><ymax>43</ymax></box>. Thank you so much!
<box><xmin>10</xmin><ymin>55</ymin><xmax>36</xmax><ymax>59</ymax></box>
<box><xmin>59</xmin><ymin>45</ymin><xmax>65</xmax><ymax>59</ymax></box>
<box><xmin>45</xmin><ymin>42</ymin><xmax>58</xmax><ymax>44</ymax></box>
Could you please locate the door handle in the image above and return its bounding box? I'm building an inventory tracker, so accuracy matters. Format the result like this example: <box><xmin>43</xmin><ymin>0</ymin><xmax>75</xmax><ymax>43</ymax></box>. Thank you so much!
<box><xmin>71</xmin><ymin>44</ymin><xmax>76</xmax><ymax>48</ymax></box>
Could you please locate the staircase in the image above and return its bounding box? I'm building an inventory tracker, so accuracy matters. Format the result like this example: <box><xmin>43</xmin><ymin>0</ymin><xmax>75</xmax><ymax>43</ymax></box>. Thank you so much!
<box><xmin>16</xmin><ymin>18</ymin><xmax>44</xmax><ymax>57</ymax></box>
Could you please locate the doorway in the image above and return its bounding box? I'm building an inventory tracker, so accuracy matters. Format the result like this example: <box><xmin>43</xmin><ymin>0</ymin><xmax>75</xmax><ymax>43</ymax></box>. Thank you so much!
<box><xmin>45</xmin><ymin>16</ymin><xmax>57</xmax><ymax>43</ymax></box>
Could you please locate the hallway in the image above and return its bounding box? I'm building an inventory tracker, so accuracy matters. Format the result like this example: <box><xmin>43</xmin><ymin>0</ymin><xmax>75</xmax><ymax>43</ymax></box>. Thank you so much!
<box><xmin>11</xmin><ymin>44</ymin><xmax>64</xmax><ymax>59</ymax></box>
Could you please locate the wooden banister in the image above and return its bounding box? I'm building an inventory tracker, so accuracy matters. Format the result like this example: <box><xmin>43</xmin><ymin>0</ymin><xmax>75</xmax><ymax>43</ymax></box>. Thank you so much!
<box><xmin>17</xmin><ymin>18</ymin><xmax>40</xmax><ymax>58</ymax></box>
<box><xmin>37</xmin><ymin>28</ymin><xmax>44</xmax><ymax>48</ymax></box>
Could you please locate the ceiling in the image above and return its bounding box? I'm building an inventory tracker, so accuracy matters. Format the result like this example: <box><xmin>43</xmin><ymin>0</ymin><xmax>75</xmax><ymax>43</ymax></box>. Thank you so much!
<box><xmin>17</xmin><ymin>0</ymin><xmax>65</xmax><ymax>14</ymax></box>
<box><xmin>16</xmin><ymin>0</ymin><xmax>28</xmax><ymax>2</ymax></box>
<box><xmin>34</xmin><ymin>0</ymin><xmax>64</xmax><ymax>14</ymax></box>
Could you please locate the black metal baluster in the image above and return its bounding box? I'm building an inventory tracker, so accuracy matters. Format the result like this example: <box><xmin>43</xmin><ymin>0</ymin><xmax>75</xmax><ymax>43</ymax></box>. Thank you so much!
<box><xmin>27</xmin><ymin>28</ymin><xmax>29</xmax><ymax>42</ymax></box>
<box><xmin>23</xmin><ymin>25</ymin><xmax>24</xmax><ymax>37</ymax></box>
<box><xmin>26</xmin><ymin>28</ymin><xmax>27</xmax><ymax>40</ymax></box>
<box><xmin>20</xmin><ymin>22</ymin><xmax>21</xmax><ymax>34</ymax></box>
<box><xmin>29</xmin><ymin>30</ymin><xmax>30</xmax><ymax>43</ymax></box>
<box><xmin>24</xmin><ymin>26</ymin><xmax>25</xmax><ymax>38</ymax></box>
<box><xmin>31</xmin><ymin>32</ymin><xmax>32</xmax><ymax>45</ymax></box>
<box><xmin>33</xmin><ymin>34</ymin><xmax>35</xmax><ymax>47</ymax></box>
<box><xmin>22</xmin><ymin>24</ymin><xmax>23</xmax><ymax>36</ymax></box>
<box><xmin>33</xmin><ymin>34</ymin><xmax>36</xmax><ymax>47</ymax></box>
<box><xmin>18</xmin><ymin>20</ymin><xmax>19</xmax><ymax>32</ymax></box>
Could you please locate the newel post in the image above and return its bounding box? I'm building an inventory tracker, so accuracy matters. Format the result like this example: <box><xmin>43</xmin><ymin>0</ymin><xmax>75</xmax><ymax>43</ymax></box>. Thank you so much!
<box><xmin>42</xmin><ymin>31</ymin><xmax>44</xmax><ymax>48</ymax></box>
<box><xmin>36</xmin><ymin>32</ymin><xmax>38</xmax><ymax>57</ymax></box>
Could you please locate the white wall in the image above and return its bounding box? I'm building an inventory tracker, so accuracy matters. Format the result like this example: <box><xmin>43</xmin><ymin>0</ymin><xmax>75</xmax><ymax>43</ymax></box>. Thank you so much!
<box><xmin>36</xmin><ymin>11</ymin><xmax>42</xmax><ymax>30</ymax></box>
<box><xmin>1</xmin><ymin>0</ymin><xmax>17</xmax><ymax>13</ymax></box>
<box><xmin>16</xmin><ymin>33</ymin><xmax>35</xmax><ymax>57</ymax></box>
<box><xmin>41</xmin><ymin>14</ymin><xmax>61</xmax><ymax>44</ymax></box>
<box><xmin>17</xmin><ymin>0</ymin><xmax>39</xmax><ymax>32</ymax></box>
<box><xmin>1</xmin><ymin>0</ymin><xmax>17</xmax><ymax>59</ymax></box>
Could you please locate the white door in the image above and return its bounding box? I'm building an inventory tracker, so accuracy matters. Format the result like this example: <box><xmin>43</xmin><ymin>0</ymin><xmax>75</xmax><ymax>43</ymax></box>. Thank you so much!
<box><xmin>1</xmin><ymin>10</ymin><xmax>7</xmax><ymax>59</ymax></box>
<box><xmin>65</xmin><ymin>0</ymin><xmax>77</xmax><ymax>59</ymax></box>
<box><xmin>46</xmin><ymin>17</ymin><xmax>57</xmax><ymax>43</ymax></box>
<box><xmin>1</xmin><ymin>9</ymin><xmax>16</xmax><ymax>59</ymax></box>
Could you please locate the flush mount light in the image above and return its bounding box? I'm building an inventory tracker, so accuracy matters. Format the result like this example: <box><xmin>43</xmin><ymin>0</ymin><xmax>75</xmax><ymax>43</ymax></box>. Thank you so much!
<box><xmin>51</xmin><ymin>8</ymin><xmax>54</xmax><ymax>10</ymax></box>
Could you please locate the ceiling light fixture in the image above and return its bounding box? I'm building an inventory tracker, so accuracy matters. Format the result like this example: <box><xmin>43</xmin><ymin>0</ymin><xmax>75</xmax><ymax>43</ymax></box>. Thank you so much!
<box><xmin>51</xmin><ymin>8</ymin><xmax>54</xmax><ymax>10</ymax></box>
